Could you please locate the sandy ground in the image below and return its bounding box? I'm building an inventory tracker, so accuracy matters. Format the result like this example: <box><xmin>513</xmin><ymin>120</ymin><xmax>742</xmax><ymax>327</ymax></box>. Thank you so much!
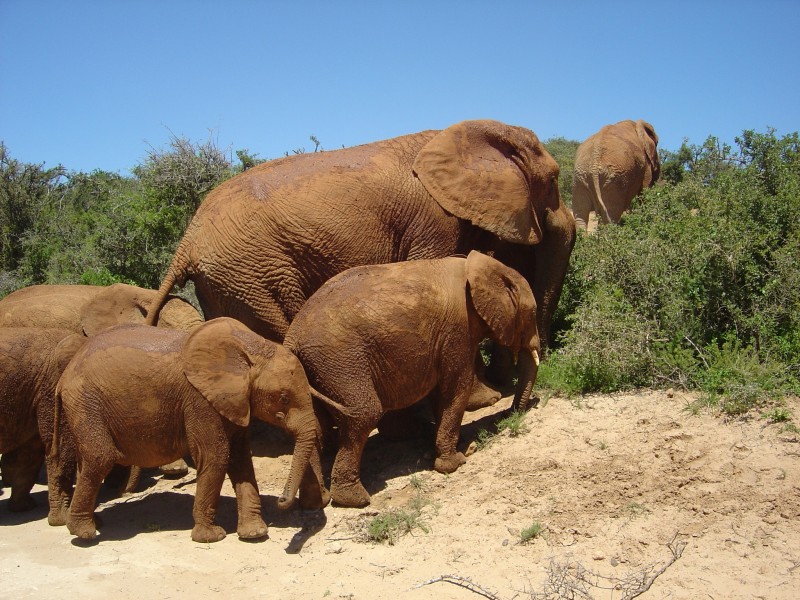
<box><xmin>2</xmin><ymin>390</ymin><xmax>799</xmax><ymax>599</ymax></box>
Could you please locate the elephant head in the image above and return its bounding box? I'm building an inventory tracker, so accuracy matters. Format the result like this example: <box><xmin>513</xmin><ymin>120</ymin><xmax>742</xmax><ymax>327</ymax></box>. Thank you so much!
<box><xmin>181</xmin><ymin>317</ymin><xmax>328</xmax><ymax>509</ymax></box>
<box><xmin>465</xmin><ymin>251</ymin><xmax>541</xmax><ymax>411</ymax></box>
<box><xmin>413</xmin><ymin>119</ymin><xmax>562</xmax><ymax>247</ymax></box>
<box><xmin>81</xmin><ymin>283</ymin><xmax>203</xmax><ymax>336</ymax></box>
<box><xmin>636</xmin><ymin>119</ymin><xmax>661</xmax><ymax>187</ymax></box>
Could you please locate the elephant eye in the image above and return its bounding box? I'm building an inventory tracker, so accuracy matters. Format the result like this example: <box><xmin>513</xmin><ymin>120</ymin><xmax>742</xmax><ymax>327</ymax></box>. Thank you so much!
<box><xmin>281</xmin><ymin>392</ymin><xmax>290</xmax><ymax>405</ymax></box>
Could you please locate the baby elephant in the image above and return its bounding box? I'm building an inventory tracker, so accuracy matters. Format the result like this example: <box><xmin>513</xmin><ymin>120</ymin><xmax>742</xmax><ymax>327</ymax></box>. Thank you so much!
<box><xmin>0</xmin><ymin>328</ymin><xmax>86</xmax><ymax>524</ymax></box>
<box><xmin>55</xmin><ymin>317</ymin><xmax>329</xmax><ymax>543</ymax></box>
<box><xmin>284</xmin><ymin>251</ymin><xmax>541</xmax><ymax>507</ymax></box>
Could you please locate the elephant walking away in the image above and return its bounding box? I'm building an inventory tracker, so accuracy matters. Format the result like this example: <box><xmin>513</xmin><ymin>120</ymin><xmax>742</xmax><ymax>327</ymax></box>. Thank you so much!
<box><xmin>55</xmin><ymin>318</ymin><xmax>334</xmax><ymax>543</ymax></box>
<box><xmin>572</xmin><ymin>119</ymin><xmax>661</xmax><ymax>231</ymax></box>
<box><xmin>0</xmin><ymin>327</ymin><xmax>86</xmax><ymax>525</ymax></box>
<box><xmin>284</xmin><ymin>252</ymin><xmax>540</xmax><ymax>508</ymax></box>
<box><xmin>146</xmin><ymin>119</ymin><xmax>575</xmax><ymax>360</ymax></box>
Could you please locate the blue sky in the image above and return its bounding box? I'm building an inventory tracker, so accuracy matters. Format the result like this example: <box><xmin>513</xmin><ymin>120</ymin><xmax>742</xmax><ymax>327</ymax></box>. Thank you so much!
<box><xmin>1</xmin><ymin>1</ymin><xmax>798</xmax><ymax>174</ymax></box>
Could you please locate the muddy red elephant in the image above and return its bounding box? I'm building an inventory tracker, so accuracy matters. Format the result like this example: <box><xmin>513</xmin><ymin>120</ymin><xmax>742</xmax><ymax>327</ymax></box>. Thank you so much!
<box><xmin>284</xmin><ymin>252</ymin><xmax>541</xmax><ymax>507</ymax></box>
<box><xmin>0</xmin><ymin>327</ymin><xmax>85</xmax><ymax>525</ymax></box>
<box><xmin>572</xmin><ymin>119</ymin><xmax>661</xmax><ymax>230</ymax></box>
<box><xmin>55</xmin><ymin>318</ymin><xmax>336</xmax><ymax>543</ymax></box>
<box><xmin>146</xmin><ymin>120</ymin><xmax>576</xmax><ymax>379</ymax></box>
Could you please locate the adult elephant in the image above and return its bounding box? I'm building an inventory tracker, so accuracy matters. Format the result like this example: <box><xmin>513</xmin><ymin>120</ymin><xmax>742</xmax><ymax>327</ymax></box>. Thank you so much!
<box><xmin>0</xmin><ymin>283</ymin><xmax>203</xmax><ymax>334</ymax></box>
<box><xmin>146</xmin><ymin>120</ymin><xmax>575</xmax><ymax>378</ymax></box>
<box><xmin>572</xmin><ymin>119</ymin><xmax>661</xmax><ymax>231</ymax></box>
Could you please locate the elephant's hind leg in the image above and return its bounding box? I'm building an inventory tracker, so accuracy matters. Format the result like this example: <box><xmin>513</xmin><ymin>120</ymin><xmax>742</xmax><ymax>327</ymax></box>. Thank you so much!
<box><xmin>330</xmin><ymin>403</ymin><xmax>380</xmax><ymax>508</ymax></box>
<box><xmin>68</xmin><ymin>452</ymin><xmax>117</xmax><ymax>540</ymax></box>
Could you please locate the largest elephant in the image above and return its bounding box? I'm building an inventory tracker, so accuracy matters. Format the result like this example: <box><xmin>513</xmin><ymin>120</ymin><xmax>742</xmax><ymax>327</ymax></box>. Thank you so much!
<box><xmin>146</xmin><ymin>120</ymin><xmax>576</xmax><ymax>376</ymax></box>
<box><xmin>572</xmin><ymin>119</ymin><xmax>661</xmax><ymax>231</ymax></box>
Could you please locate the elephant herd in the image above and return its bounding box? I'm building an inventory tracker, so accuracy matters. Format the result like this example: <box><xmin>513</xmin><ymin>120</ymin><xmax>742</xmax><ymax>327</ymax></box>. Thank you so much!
<box><xmin>0</xmin><ymin>118</ymin><xmax>659</xmax><ymax>543</ymax></box>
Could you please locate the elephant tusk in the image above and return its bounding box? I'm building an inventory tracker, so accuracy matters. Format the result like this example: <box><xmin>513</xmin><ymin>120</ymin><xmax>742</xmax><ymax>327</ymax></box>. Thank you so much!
<box><xmin>533</xmin><ymin>350</ymin><xmax>540</xmax><ymax>367</ymax></box>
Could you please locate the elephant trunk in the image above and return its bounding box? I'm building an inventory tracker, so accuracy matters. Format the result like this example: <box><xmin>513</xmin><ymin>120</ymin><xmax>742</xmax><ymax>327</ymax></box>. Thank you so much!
<box><xmin>511</xmin><ymin>349</ymin><xmax>539</xmax><ymax>412</ymax></box>
<box><xmin>276</xmin><ymin>424</ymin><xmax>322</xmax><ymax>510</ymax></box>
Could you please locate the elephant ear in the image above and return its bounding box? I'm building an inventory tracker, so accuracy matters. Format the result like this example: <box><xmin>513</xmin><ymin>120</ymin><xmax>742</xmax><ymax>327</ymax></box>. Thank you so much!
<box><xmin>80</xmin><ymin>283</ymin><xmax>151</xmax><ymax>336</ymax></box>
<box><xmin>412</xmin><ymin>120</ymin><xmax>544</xmax><ymax>245</ymax></box>
<box><xmin>182</xmin><ymin>318</ymin><xmax>252</xmax><ymax>427</ymax></box>
<box><xmin>636</xmin><ymin>120</ymin><xmax>661</xmax><ymax>185</ymax></box>
<box><xmin>466</xmin><ymin>251</ymin><xmax>535</xmax><ymax>355</ymax></box>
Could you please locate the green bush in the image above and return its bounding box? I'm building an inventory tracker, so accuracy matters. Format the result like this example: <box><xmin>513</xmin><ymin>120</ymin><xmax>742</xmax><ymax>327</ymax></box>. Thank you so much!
<box><xmin>545</xmin><ymin>128</ymin><xmax>800</xmax><ymax>411</ymax></box>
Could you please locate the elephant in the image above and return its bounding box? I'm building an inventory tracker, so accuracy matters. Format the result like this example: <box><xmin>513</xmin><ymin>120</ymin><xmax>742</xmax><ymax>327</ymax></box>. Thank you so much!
<box><xmin>283</xmin><ymin>251</ymin><xmax>541</xmax><ymax>508</ymax></box>
<box><xmin>145</xmin><ymin>120</ymin><xmax>575</xmax><ymax>382</ymax></box>
<box><xmin>0</xmin><ymin>283</ymin><xmax>205</xmax><ymax>479</ymax></box>
<box><xmin>54</xmin><ymin>317</ymin><xmax>334</xmax><ymax>543</ymax></box>
<box><xmin>0</xmin><ymin>283</ymin><xmax>203</xmax><ymax>334</ymax></box>
<box><xmin>571</xmin><ymin>119</ymin><xmax>661</xmax><ymax>231</ymax></box>
<box><xmin>0</xmin><ymin>327</ymin><xmax>86</xmax><ymax>525</ymax></box>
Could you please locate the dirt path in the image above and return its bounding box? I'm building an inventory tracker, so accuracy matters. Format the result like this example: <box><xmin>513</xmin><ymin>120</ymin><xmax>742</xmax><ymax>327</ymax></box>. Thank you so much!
<box><xmin>2</xmin><ymin>390</ymin><xmax>798</xmax><ymax>599</ymax></box>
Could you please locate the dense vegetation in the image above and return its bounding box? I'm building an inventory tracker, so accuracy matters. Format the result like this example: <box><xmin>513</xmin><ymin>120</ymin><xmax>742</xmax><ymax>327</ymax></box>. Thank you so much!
<box><xmin>1</xmin><ymin>129</ymin><xmax>797</xmax><ymax>416</ymax></box>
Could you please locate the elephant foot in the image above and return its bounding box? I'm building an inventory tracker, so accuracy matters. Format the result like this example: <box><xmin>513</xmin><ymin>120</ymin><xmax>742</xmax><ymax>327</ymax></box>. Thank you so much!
<box><xmin>8</xmin><ymin>494</ymin><xmax>36</xmax><ymax>513</ymax></box>
<box><xmin>159</xmin><ymin>459</ymin><xmax>189</xmax><ymax>478</ymax></box>
<box><xmin>48</xmin><ymin>500</ymin><xmax>70</xmax><ymax>526</ymax></box>
<box><xmin>299</xmin><ymin>485</ymin><xmax>331</xmax><ymax>510</ymax></box>
<box><xmin>434</xmin><ymin>452</ymin><xmax>467</xmax><ymax>474</ymax></box>
<box><xmin>237</xmin><ymin>517</ymin><xmax>269</xmax><ymax>541</ymax></box>
<box><xmin>67</xmin><ymin>515</ymin><xmax>98</xmax><ymax>540</ymax></box>
<box><xmin>465</xmin><ymin>383</ymin><xmax>502</xmax><ymax>411</ymax></box>
<box><xmin>331</xmin><ymin>481</ymin><xmax>371</xmax><ymax>508</ymax></box>
<box><xmin>191</xmin><ymin>523</ymin><xmax>227</xmax><ymax>543</ymax></box>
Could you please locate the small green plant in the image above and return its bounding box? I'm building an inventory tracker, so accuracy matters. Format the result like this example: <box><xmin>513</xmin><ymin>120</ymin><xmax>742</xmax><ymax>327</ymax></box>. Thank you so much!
<box><xmin>622</xmin><ymin>502</ymin><xmax>649</xmax><ymax>518</ymax></box>
<box><xmin>519</xmin><ymin>521</ymin><xmax>545</xmax><ymax>544</ymax></box>
<box><xmin>496</xmin><ymin>410</ymin><xmax>529</xmax><ymax>437</ymax></box>
<box><xmin>143</xmin><ymin>522</ymin><xmax>162</xmax><ymax>533</ymax></box>
<box><xmin>364</xmin><ymin>478</ymin><xmax>433</xmax><ymax>545</ymax></box>
<box><xmin>763</xmin><ymin>407</ymin><xmax>792</xmax><ymax>423</ymax></box>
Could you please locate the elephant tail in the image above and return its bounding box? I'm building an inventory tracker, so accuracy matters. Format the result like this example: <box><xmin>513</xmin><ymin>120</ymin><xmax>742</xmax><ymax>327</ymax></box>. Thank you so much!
<box><xmin>145</xmin><ymin>252</ymin><xmax>190</xmax><ymax>327</ymax></box>
<box><xmin>50</xmin><ymin>381</ymin><xmax>64</xmax><ymax>462</ymax></box>
<box><xmin>591</xmin><ymin>170</ymin><xmax>614</xmax><ymax>225</ymax></box>
<box><xmin>310</xmin><ymin>386</ymin><xmax>358</xmax><ymax>420</ymax></box>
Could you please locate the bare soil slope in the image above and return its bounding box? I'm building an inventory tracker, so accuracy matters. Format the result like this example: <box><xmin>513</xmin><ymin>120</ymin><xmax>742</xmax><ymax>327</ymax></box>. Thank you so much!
<box><xmin>2</xmin><ymin>390</ymin><xmax>799</xmax><ymax>599</ymax></box>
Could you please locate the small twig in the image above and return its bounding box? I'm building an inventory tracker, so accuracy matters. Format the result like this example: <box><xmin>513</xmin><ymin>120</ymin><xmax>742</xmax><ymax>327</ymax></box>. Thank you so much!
<box><xmin>625</xmin><ymin>533</ymin><xmax>687</xmax><ymax>599</ymax></box>
<box><xmin>414</xmin><ymin>574</ymin><xmax>501</xmax><ymax>599</ymax></box>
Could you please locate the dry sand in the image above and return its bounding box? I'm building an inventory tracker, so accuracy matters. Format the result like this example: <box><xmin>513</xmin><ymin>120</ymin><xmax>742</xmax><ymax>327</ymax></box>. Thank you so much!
<box><xmin>2</xmin><ymin>390</ymin><xmax>799</xmax><ymax>599</ymax></box>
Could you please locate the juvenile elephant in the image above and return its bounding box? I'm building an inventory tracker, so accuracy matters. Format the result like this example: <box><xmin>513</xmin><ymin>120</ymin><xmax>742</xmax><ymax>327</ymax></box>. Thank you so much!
<box><xmin>0</xmin><ymin>327</ymin><xmax>86</xmax><ymax>525</ymax></box>
<box><xmin>145</xmin><ymin>120</ymin><xmax>575</xmax><ymax>368</ymax></box>
<box><xmin>55</xmin><ymin>318</ymin><xmax>334</xmax><ymax>543</ymax></box>
<box><xmin>0</xmin><ymin>283</ymin><xmax>203</xmax><ymax>334</ymax></box>
<box><xmin>572</xmin><ymin>119</ymin><xmax>661</xmax><ymax>230</ymax></box>
<box><xmin>284</xmin><ymin>251</ymin><xmax>540</xmax><ymax>507</ymax></box>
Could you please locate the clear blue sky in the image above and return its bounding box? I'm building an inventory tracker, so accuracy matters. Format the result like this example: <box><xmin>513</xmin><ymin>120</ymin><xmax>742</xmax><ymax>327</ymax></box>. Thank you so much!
<box><xmin>1</xmin><ymin>1</ymin><xmax>798</xmax><ymax>174</ymax></box>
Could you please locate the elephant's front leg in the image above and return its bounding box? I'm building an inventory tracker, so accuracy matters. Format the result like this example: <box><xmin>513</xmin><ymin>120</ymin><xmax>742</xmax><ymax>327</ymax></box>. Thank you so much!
<box><xmin>226</xmin><ymin>432</ymin><xmax>268</xmax><ymax>541</ymax></box>
<box><xmin>190</xmin><ymin>445</ymin><xmax>230</xmax><ymax>543</ymax></box>
<box><xmin>1</xmin><ymin>438</ymin><xmax>45</xmax><ymax>513</ymax></box>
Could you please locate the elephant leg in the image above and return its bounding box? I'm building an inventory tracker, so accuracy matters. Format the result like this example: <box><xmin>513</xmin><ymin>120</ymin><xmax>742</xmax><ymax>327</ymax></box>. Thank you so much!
<box><xmin>572</xmin><ymin>181</ymin><xmax>593</xmax><ymax>231</ymax></box>
<box><xmin>330</xmin><ymin>406</ymin><xmax>379</xmax><ymax>508</ymax></box>
<box><xmin>43</xmin><ymin>441</ymin><xmax>76</xmax><ymax>526</ymax></box>
<box><xmin>226</xmin><ymin>432</ymin><xmax>268</xmax><ymax>541</ymax></box>
<box><xmin>68</xmin><ymin>453</ymin><xmax>115</xmax><ymax>540</ymax></box>
<box><xmin>189</xmin><ymin>445</ymin><xmax>228</xmax><ymax>543</ymax></box>
<box><xmin>298</xmin><ymin>451</ymin><xmax>331</xmax><ymax>510</ymax></box>
<box><xmin>1</xmin><ymin>437</ymin><xmax>45</xmax><ymax>512</ymax></box>
<box><xmin>431</xmin><ymin>375</ymin><xmax>470</xmax><ymax>474</ymax></box>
